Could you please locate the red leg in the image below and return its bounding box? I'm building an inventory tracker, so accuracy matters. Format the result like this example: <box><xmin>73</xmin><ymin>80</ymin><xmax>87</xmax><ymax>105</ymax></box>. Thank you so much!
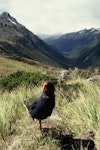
<box><xmin>39</xmin><ymin>120</ymin><xmax>42</xmax><ymax>130</ymax></box>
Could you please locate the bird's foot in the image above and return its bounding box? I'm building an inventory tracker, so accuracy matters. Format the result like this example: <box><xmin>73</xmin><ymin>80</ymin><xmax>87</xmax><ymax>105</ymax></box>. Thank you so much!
<box><xmin>40</xmin><ymin>128</ymin><xmax>49</xmax><ymax>136</ymax></box>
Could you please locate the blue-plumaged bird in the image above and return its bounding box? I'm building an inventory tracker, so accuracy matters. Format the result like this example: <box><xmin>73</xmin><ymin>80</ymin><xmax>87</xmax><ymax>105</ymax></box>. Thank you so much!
<box><xmin>24</xmin><ymin>81</ymin><xmax>55</xmax><ymax>131</ymax></box>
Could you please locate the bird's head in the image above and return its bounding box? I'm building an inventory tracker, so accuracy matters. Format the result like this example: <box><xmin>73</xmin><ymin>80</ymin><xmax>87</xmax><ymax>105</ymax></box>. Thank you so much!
<box><xmin>43</xmin><ymin>81</ymin><xmax>55</xmax><ymax>95</ymax></box>
<box><xmin>43</xmin><ymin>82</ymin><xmax>48</xmax><ymax>92</ymax></box>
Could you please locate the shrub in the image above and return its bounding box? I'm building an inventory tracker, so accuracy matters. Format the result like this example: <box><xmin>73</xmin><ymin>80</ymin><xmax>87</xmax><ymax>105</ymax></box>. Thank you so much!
<box><xmin>0</xmin><ymin>71</ymin><xmax>57</xmax><ymax>91</ymax></box>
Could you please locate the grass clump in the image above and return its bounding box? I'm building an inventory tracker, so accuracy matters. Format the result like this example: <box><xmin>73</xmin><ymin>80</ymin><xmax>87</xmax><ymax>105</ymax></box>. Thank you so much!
<box><xmin>0</xmin><ymin>91</ymin><xmax>23</xmax><ymax>140</ymax></box>
<box><xmin>57</xmin><ymin>81</ymin><xmax>84</xmax><ymax>102</ymax></box>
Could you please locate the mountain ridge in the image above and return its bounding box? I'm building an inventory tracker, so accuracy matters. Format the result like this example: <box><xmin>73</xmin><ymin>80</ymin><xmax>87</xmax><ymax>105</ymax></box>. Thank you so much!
<box><xmin>0</xmin><ymin>12</ymin><xmax>100</xmax><ymax>69</ymax></box>
<box><xmin>0</xmin><ymin>12</ymin><xmax>68</xmax><ymax>68</ymax></box>
<box><xmin>41</xmin><ymin>28</ymin><xmax>100</xmax><ymax>53</ymax></box>
<box><xmin>40</xmin><ymin>28</ymin><xmax>100</xmax><ymax>69</ymax></box>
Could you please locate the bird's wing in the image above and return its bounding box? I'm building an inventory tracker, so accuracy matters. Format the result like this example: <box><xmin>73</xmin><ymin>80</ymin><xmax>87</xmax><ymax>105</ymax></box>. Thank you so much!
<box><xmin>29</xmin><ymin>95</ymin><xmax>50</xmax><ymax>118</ymax></box>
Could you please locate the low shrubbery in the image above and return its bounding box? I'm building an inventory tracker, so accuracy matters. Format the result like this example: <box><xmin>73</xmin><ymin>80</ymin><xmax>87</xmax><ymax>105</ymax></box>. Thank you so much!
<box><xmin>0</xmin><ymin>71</ymin><xmax>57</xmax><ymax>91</ymax></box>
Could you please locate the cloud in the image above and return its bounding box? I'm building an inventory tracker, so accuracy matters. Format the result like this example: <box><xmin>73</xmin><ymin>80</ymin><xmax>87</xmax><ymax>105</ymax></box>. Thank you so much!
<box><xmin>0</xmin><ymin>0</ymin><xmax>100</xmax><ymax>34</ymax></box>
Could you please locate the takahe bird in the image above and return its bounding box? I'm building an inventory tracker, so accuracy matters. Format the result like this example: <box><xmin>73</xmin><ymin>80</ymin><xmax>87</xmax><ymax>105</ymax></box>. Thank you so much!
<box><xmin>24</xmin><ymin>81</ymin><xmax>55</xmax><ymax>131</ymax></box>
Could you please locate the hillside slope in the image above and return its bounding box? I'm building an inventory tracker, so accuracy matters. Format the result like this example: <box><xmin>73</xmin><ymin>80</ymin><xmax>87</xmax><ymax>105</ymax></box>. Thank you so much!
<box><xmin>0</xmin><ymin>55</ymin><xmax>62</xmax><ymax>78</ymax></box>
<box><xmin>0</xmin><ymin>12</ymin><xmax>68</xmax><ymax>68</ymax></box>
<box><xmin>41</xmin><ymin>28</ymin><xmax>100</xmax><ymax>68</ymax></box>
<box><xmin>43</xmin><ymin>28</ymin><xmax>100</xmax><ymax>52</ymax></box>
<box><xmin>75</xmin><ymin>43</ymin><xmax>100</xmax><ymax>68</ymax></box>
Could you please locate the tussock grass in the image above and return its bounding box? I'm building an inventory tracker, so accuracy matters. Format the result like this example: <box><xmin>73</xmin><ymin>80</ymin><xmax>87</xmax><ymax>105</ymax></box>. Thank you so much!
<box><xmin>0</xmin><ymin>77</ymin><xmax>100</xmax><ymax>149</ymax></box>
<box><xmin>66</xmin><ymin>86</ymin><xmax>100</xmax><ymax>132</ymax></box>
<box><xmin>56</xmin><ymin>82</ymin><xmax>100</xmax><ymax>149</ymax></box>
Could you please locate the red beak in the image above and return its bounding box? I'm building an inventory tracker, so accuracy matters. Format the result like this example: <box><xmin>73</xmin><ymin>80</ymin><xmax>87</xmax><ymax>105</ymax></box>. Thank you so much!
<box><xmin>43</xmin><ymin>83</ymin><xmax>48</xmax><ymax>92</ymax></box>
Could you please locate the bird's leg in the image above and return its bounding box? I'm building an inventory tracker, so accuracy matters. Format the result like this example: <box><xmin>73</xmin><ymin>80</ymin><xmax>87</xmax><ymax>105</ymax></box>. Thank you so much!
<box><xmin>39</xmin><ymin>120</ymin><xmax>48</xmax><ymax>136</ymax></box>
<box><xmin>31</xmin><ymin>118</ymin><xmax>34</xmax><ymax>124</ymax></box>
<box><xmin>39</xmin><ymin>120</ymin><xmax>42</xmax><ymax>130</ymax></box>
<box><xmin>39</xmin><ymin>120</ymin><xmax>45</xmax><ymax>135</ymax></box>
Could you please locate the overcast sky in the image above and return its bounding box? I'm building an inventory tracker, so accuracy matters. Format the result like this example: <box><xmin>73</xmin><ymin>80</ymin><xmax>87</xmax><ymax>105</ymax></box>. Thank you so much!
<box><xmin>0</xmin><ymin>0</ymin><xmax>100</xmax><ymax>34</ymax></box>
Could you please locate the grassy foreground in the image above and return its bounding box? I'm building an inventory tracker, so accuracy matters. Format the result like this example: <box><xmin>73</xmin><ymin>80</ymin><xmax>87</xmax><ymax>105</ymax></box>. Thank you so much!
<box><xmin>0</xmin><ymin>77</ymin><xmax>100</xmax><ymax>149</ymax></box>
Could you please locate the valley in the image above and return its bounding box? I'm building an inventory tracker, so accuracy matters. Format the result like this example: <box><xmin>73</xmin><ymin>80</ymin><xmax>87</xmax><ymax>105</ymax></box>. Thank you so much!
<box><xmin>0</xmin><ymin>12</ymin><xmax>100</xmax><ymax>150</ymax></box>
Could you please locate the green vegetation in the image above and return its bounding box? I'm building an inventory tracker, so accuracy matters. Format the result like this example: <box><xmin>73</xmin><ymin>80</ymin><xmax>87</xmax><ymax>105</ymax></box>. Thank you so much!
<box><xmin>0</xmin><ymin>55</ymin><xmax>100</xmax><ymax>149</ymax></box>
<box><xmin>0</xmin><ymin>55</ymin><xmax>43</xmax><ymax>77</ymax></box>
<box><xmin>0</xmin><ymin>70</ymin><xmax>57</xmax><ymax>91</ymax></box>
<box><xmin>0</xmin><ymin>75</ymin><xmax>100</xmax><ymax>149</ymax></box>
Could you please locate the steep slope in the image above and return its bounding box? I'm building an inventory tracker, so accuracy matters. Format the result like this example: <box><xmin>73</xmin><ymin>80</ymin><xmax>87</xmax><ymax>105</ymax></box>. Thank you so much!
<box><xmin>75</xmin><ymin>43</ymin><xmax>100</xmax><ymax>68</ymax></box>
<box><xmin>42</xmin><ymin>28</ymin><xmax>100</xmax><ymax>68</ymax></box>
<box><xmin>0</xmin><ymin>12</ymin><xmax>68</xmax><ymax>68</ymax></box>
<box><xmin>43</xmin><ymin>28</ymin><xmax>100</xmax><ymax>53</ymax></box>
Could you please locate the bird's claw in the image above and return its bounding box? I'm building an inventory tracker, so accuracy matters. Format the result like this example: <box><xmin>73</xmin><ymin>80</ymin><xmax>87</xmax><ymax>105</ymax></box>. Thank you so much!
<box><xmin>40</xmin><ymin>128</ymin><xmax>49</xmax><ymax>136</ymax></box>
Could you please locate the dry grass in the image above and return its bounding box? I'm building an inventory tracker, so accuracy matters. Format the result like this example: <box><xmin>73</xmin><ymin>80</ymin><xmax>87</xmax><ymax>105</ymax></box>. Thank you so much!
<box><xmin>0</xmin><ymin>55</ymin><xmax>41</xmax><ymax>77</ymax></box>
<box><xmin>0</xmin><ymin>77</ymin><xmax>99</xmax><ymax>149</ymax></box>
